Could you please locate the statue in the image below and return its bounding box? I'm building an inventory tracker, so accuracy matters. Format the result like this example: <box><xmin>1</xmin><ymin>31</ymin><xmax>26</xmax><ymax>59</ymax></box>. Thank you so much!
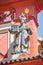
<box><xmin>10</xmin><ymin>13</ymin><xmax>33</xmax><ymax>54</ymax></box>
<box><xmin>13</xmin><ymin>13</ymin><xmax>33</xmax><ymax>54</ymax></box>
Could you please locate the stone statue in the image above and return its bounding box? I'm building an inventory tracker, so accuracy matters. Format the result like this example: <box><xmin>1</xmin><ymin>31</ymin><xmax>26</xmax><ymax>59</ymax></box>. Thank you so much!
<box><xmin>13</xmin><ymin>13</ymin><xmax>33</xmax><ymax>54</ymax></box>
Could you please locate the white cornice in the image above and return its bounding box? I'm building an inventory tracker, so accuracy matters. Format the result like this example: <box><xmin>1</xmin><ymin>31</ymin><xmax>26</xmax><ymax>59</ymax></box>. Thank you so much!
<box><xmin>38</xmin><ymin>37</ymin><xmax>43</xmax><ymax>41</ymax></box>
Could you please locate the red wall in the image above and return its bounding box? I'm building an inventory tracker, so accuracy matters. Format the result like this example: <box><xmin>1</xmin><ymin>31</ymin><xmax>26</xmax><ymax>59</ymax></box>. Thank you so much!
<box><xmin>16</xmin><ymin>6</ymin><xmax>37</xmax><ymax>19</ymax></box>
<box><xmin>29</xmin><ymin>19</ymin><xmax>38</xmax><ymax>57</ymax></box>
<box><xmin>0</xmin><ymin>32</ymin><xmax>8</xmax><ymax>59</ymax></box>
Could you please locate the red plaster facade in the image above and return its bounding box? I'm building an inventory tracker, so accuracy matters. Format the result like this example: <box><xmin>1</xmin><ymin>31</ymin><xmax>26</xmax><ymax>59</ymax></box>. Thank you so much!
<box><xmin>0</xmin><ymin>33</ymin><xmax>8</xmax><ymax>59</ymax></box>
<box><xmin>0</xmin><ymin>0</ymin><xmax>43</xmax><ymax>65</ymax></box>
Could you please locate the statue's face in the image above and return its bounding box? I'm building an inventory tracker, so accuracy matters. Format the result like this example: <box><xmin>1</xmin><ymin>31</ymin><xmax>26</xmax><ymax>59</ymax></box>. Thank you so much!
<box><xmin>19</xmin><ymin>15</ymin><xmax>26</xmax><ymax>24</ymax></box>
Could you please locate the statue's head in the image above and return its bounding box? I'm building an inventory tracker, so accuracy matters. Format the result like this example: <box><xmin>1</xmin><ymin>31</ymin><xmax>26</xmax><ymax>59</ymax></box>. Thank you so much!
<box><xmin>19</xmin><ymin>13</ymin><xmax>26</xmax><ymax>24</ymax></box>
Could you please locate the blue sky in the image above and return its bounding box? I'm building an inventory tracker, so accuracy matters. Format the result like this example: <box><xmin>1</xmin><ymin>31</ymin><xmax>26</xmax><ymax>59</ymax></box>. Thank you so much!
<box><xmin>37</xmin><ymin>10</ymin><xmax>43</xmax><ymax>38</ymax></box>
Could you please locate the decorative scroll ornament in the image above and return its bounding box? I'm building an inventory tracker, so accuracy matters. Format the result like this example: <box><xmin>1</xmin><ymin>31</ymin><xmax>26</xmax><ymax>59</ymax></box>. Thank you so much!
<box><xmin>0</xmin><ymin>10</ymin><xmax>16</xmax><ymax>22</ymax></box>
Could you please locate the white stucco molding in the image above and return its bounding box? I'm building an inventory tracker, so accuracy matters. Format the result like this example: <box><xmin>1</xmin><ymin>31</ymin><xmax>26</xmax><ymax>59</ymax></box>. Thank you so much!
<box><xmin>38</xmin><ymin>37</ymin><xmax>43</xmax><ymax>41</ymax></box>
